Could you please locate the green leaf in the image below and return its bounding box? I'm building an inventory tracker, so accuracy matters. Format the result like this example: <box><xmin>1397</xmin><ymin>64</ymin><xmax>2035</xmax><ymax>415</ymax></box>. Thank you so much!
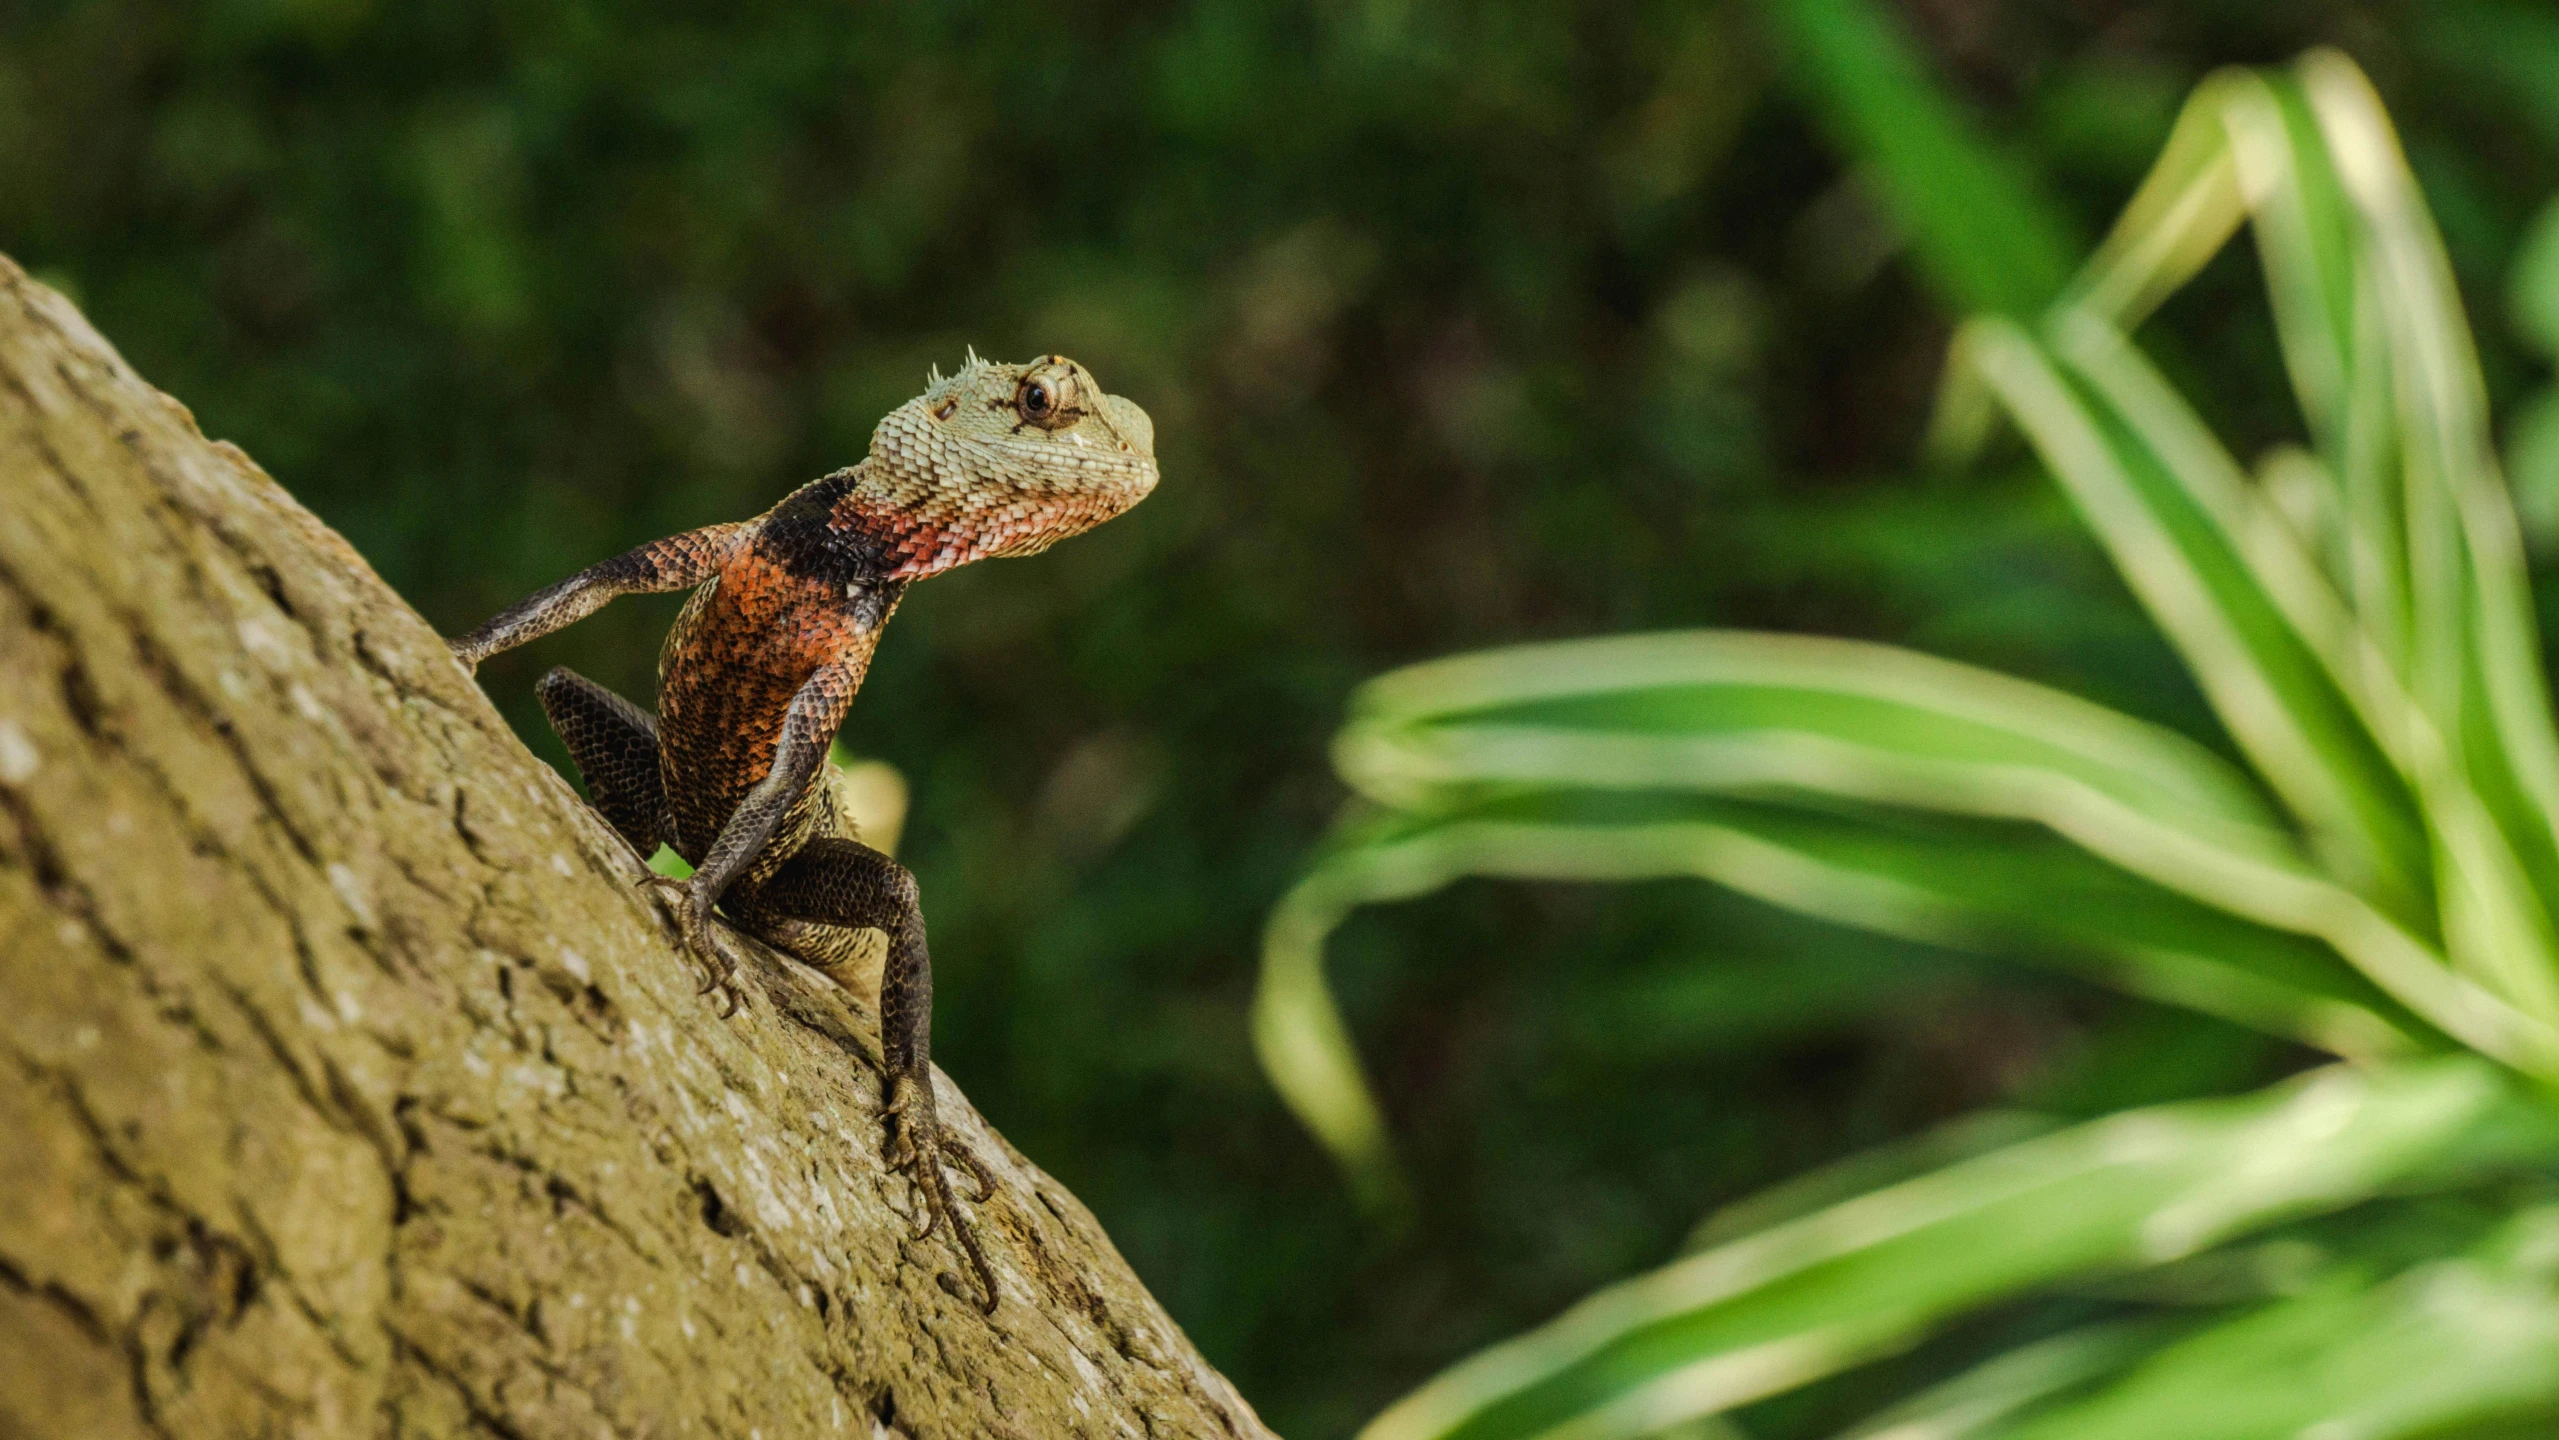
<box><xmin>1972</xmin><ymin>316</ymin><xmax>2559</xmax><ymax>1034</ymax></box>
<box><xmin>1341</xmin><ymin>632</ymin><xmax>2288</xmax><ymax>850</ymax></box>
<box><xmin>1258</xmin><ymin>627</ymin><xmax>2559</xmax><ymax>1200</ymax></box>
<box><xmin>1838</xmin><ymin>1318</ymin><xmax>2192</xmax><ymax>1440</ymax></box>
<box><xmin>2010</xmin><ymin>47</ymin><xmax>2559</xmax><ymax>1025</ymax></box>
<box><xmin>1752</xmin><ymin>0</ymin><xmax>2078</xmax><ymax>320</ymax></box>
<box><xmin>1692</xmin><ymin>1109</ymin><xmax>2064</xmax><ymax>1253</ymax></box>
<box><xmin>1356</xmin><ymin>630</ymin><xmax>2552</xmax><ymax>1059</ymax></box>
<box><xmin>2298</xmin><ymin>53</ymin><xmax>2559</xmax><ymax>953</ymax></box>
<box><xmin>1966</xmin><ymin>317</ymin><xmax>2431</xmax><ymax>909</ymax></box>
<box><xmin>1256</xmin><ymin>786</ymin><xmax>2442</xmax><ymax>1206</ymax></box>
<box><xmin>1990</xmin><ymin>1208</ymin><xmax>2559</xmax><ymax>1440</ymax></box>
<box><xmin>1252</xmin><ymin>628</ymin><xmax>2317</xmax><ymax>1200</ymax></box>
<box><xmin>2030</xmin><ymin>312</ymin><xmax>2559</xmax><ymax>1025</ymax></box>
<box><xmin>1358</xmin><ymin>1059</ymin><xmax>2554</xmax><ymax>1440</ymax></box>
<box><xmin>2050</xmin><ymin>65</ymin><xmax>2403</xmax><ymax>686</ymax></box>
<box><xmin>2061</xmin><ymin>70</ymin><xmax>2252</xmax><ymax>339</ymax></box>
<box><xmin>1275</xmin><ymin>45</ymin><xmax>2559</xmax><ymax>1440</ymax></box>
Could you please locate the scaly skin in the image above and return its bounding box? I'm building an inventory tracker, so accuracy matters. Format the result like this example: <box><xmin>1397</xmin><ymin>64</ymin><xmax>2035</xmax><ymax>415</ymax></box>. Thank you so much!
<box><xmin>447</xmin><ymin>353</ymin><xmax>1158</xmax><ymax>1312</ymax></box>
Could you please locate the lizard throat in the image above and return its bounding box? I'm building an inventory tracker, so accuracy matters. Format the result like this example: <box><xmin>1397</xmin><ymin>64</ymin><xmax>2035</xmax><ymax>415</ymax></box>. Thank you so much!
<box><xmin>829</xmin><ymin>485</ymin><xmax>1140</xmax><ymax>582</ymax></box>
<box><xmin>829</xmin><ymin>495</ymin><xmax>1002</xmax><ymax>582</ymax></box>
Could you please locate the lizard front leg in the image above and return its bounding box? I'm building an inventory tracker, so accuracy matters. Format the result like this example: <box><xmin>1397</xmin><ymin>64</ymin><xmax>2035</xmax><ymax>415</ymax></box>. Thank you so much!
<box><xmin>448</xmin><ymin>522</ymin><xmax>748</xmax><ymax>671</ymax></box>
<box><xmin>757</xmin><ymin>837</ymin><xmax>999</xmax><ymax>1313</ymax></box>
<box><xmin>638</xmin><ymin>663</ymin><xmax>854</xmax><ymax>1014</ymax></box>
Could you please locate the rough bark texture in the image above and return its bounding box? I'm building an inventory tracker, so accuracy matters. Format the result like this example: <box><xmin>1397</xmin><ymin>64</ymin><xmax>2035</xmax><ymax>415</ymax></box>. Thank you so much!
<box><xmin>0</xmin><ymin>255</ymin><xmax>1273</xmax><ymax>1440</ymax></box>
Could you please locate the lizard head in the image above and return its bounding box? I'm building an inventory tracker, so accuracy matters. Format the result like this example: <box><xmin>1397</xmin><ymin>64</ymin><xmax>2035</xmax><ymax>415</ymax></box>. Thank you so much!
<box><xmin>838</xmin><ymin>352</ymin><xmax>1159</xmax><ymax>581</ymax></box>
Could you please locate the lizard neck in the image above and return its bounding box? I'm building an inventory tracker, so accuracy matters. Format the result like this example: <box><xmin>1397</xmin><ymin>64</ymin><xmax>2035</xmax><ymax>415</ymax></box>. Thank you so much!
<box><xmin>825</xmin><ymin>444</ymin><xmax>1154</xmax><ymax>584</ymax></box>
<box><xmin>827</xmin><ymin>491</ymin><xmax>997</xmax><ymax>582</ymax></box>
<box><xmin>750</xmin><ymin>467</ymin><xmax>907</xmax><ymax>592</ymax></box>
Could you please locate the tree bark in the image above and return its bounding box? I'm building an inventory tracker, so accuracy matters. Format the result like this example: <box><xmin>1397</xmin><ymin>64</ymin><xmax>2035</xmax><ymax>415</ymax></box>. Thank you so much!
<box><xmin>0</xmin><ymin>254</ymin><xmax>1273</xmax><ymax>1440</ymax></box>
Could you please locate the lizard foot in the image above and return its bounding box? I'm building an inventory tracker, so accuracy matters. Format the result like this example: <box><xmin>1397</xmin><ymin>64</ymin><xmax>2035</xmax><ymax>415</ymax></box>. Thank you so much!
<box><xmin>882</xmin><ymin>1073</ymin><xmax>1000</xmax><ymax>1313</ymax></box>
<box><xmin>636</xmin><ymin>872</ymin><xmax>746</xmax><ymax>1017</ymax></box>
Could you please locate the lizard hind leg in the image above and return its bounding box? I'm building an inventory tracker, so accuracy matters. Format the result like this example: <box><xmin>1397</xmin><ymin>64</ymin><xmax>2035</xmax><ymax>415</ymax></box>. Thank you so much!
<box><xmin>535</xmin><ymin>666</ymin><xmax>673</xmax><ymax>858</ymax></box>
<box><xmin>758</xmin><ymin>837</ymin><xmax>1000</xmax><ymax>1313</ymax></box>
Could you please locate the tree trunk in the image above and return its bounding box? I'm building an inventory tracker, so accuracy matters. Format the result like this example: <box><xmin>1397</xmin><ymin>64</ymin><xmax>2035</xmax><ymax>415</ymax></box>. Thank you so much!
<box><xmin>0</xmin><ymin>255</ymin><xmax>1273</xmax><ymax>1440</ymax></box>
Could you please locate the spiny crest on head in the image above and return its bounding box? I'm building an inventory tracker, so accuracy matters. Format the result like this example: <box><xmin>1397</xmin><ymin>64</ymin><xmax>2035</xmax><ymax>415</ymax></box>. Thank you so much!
<box><xmin>924</xmin><ymin>347</ymin><xmax>996</xmax><ymax>396</ymax></box>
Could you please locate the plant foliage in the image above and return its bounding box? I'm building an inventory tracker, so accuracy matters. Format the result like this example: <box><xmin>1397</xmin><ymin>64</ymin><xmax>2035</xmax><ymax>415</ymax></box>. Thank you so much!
<box><xmin>1262</xmin><ymin>49</ymin><xmax>2559</xmax><ymax>1439</ymax></box>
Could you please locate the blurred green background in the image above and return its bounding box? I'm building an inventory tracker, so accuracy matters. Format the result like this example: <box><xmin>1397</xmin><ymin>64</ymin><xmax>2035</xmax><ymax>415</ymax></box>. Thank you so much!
<box><xmin>14</xmin><ymin>1</ymin><xmax>2559</xmax><ymax>1433</ymax></box>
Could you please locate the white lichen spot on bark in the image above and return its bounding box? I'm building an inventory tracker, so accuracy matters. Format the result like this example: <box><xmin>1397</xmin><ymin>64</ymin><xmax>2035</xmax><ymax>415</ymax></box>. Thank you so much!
<box><xmin>327</xmin><ymin>861</ymin><xmax>378</xmax><ymax>929</ymax></box>
<box><xmin>236</xmin><ymin>614</ymin><xmax>297</xmax><ymax>670</ymax></box>
<box><xmin>0</xmin><ymin>719</ymin><xmax>38</xmax><ymax>783</ymax></box>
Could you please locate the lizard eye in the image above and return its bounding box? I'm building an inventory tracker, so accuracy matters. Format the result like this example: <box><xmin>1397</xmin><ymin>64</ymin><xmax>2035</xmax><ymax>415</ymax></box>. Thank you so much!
<box><xmin>1011</xmin><ymin>364</ymin><xmax>1083</xmax><ymax>431</ymax></box>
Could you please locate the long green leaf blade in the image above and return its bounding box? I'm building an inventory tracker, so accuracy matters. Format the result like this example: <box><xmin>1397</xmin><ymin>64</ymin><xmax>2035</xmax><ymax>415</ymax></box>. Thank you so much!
<box><xmin>1361</xmin><ymin>1059</ymin><xmax>2551</xmax><ymax>1440</ymax></box>
<box><xmin>2047</xmin><ymin>314</ymin><xmax>2559</xmax><ymax>1020</ymax></box>
<box><xmin>1971</xmin><ymin>316</ymin><xmax>2431</xmax><ymax>908</ymax></box>
<box><xmin>1261</xmin><ymin>625</ymin><xmax>2559</xmax><ymax>1195</ymax></box>
<box><xmin>2063</xmin><ymin>71</ymin><xmax>2249</xmax><ymax>337</ymax></box>
<box><xmin>1256</xmin><ymin>786</ymin><xmax>2446</xmax><ymax>1202</ymax></box>
<box><xmin>2302</xmin><ymin>53</ymin><xmax>2559</xmax><ymax>955</ymax></box>
<box><xmin>1753</xmin><ymin>0</ymin><xmax>2078</xmax><ymax>320</ymax></box>
<box><xmin>1355</xmin><ymin>630</ymin><xmax>2553</xmax><ymax>1065</ymax></box>
<box><xmin>1838</xmin><ymin>1319</ymin><xmax>2191</xmax><ymax>1440</ymax></box>
<box><xmin>2060</xmin><ymin>65</ymin><xmax>2401</xmax><ymax>654</ymax></box>
<box><xmin>1345</xmin><ymin>631</ymin><xmax>2289</xmax><ymax>852</ymax></box>
<box><xmin>1989</xmin><ymin>1209</ymin><xmax>2559</xmax><ymax>1440</ymax></box>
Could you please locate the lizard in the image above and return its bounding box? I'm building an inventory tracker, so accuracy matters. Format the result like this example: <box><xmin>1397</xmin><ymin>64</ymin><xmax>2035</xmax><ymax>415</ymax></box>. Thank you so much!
<box><xmin>445</xmin><ymin>352</ymin><xmax>1158</xmax><ymax>1313</ymax></box>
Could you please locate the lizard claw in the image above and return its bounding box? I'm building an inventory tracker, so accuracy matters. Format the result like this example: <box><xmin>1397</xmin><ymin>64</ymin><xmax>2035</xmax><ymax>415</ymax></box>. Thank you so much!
<box><xmin>637</xmin><ymin>872</ymin><xmax>745</xmax><ymax>1016</ymax></box>
<box><xmin>946</xmin><ymin>1138</ymin><xmax>996</xmax><ymax>1204</ymax></box>
<box><xmin>880</xmin><ymin>1074</ymin><xmax>999</xmax><ymax>1313</ymax></box>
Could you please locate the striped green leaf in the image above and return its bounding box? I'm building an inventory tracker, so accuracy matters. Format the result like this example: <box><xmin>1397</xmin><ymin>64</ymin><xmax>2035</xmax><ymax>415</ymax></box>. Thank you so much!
<box><xmin>1837</xmin><ymin>1319</ymin><xmax>2192</xmax><ymax>1440</ymax></box>
<box><xmin>1987</xmin><ymin>1208</ymin><xmax>2559</xmax><ymax>1440</ymax></box>
<box><xmin>1978</xmin><ymin>317</ymin><xmax>2559</xmax><ymax>1023</ymax></box>
<box><xmin>2298</xmin><ymin>54</ymin><xmax>2559</xmax><ymax>949</ymax></box>
<box><xmin>1358</xmin><ymin>1059</ymin><xmax>2555</xmax><ymax>1440</ymax></box>
<box><xmin>1269</xmin><ymin>47</ymin><xmax>2559</xmax><ymax>1440</ymax></box>
<box><xmin>1257</xmin><ymin>629</ymin><xmax>2559</xmax><ymax>1202</ymax></box>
